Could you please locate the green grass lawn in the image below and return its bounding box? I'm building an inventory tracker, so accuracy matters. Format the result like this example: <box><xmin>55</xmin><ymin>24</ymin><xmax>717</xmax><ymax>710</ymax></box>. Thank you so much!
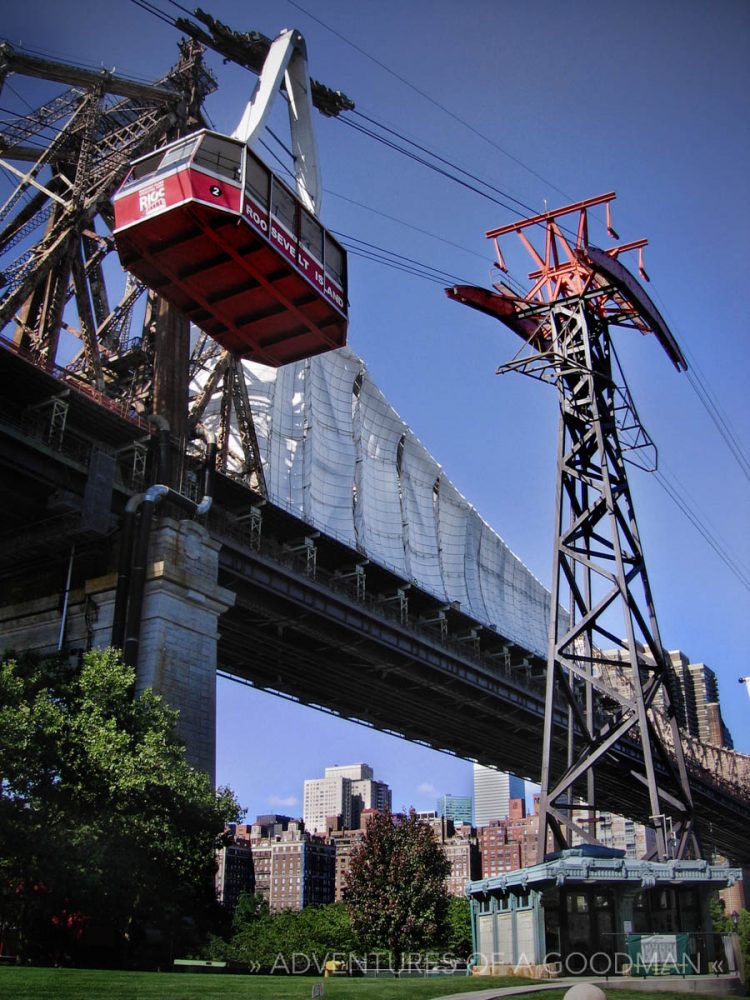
<box><xmin>0</xmin><ymin>969</ymin><xmax>737</xmax><ymax>1000</ymax></box>
<box><xmin>0</xmin><ymin>967</ymin><xmax>532</xmax><ymax>1000</ymax></box>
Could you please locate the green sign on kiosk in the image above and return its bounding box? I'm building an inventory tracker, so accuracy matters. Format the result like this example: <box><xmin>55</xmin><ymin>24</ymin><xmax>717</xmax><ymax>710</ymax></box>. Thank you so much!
<box><xmin>627</xmin><ymin>933</ymin><xmax>690</xmax><ymax>975</ymax></box>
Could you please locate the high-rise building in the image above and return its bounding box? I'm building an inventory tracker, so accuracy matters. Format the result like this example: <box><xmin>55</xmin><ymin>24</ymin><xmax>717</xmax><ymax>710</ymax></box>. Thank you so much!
<box><xmin>477</xmin><ymin>821</ymin><xmax>523</xmax><ymax>878</ymax></box>
<box><xmin>215</xmin><ymin>825</ymin><xmax>254</xmax><ymax>908</ymax></box>
<box><xmin>598</xmin><ymin>647</ymin><xmax>734</xmax><ymax>749</ymax></box>
<box><xmin>304</xmin><ymin>774</ymin><xmax>353</xmax><ymax>834</ymax></box>
<box><xmin>473</xmin><ymin>765</ymin><xmax>525</xmax><ymax>826</ymax></box>
<box><xmin>327</xmin><ymin>807</ymin><xmax>382</xmax><ymax>900</ymax></box>
<box><xmin>408</xmin><ymin>814</ymin><xmax>479</xmax><ymax>895</ymax></box>
<box><xmin>436</xmin><ymin>794</ymin><xmax>472</xmax><ymax>826</ymax></box>
<box><xmin>324</xmin><ymin>764</ymin><xmax>373</xmax><ymax>781</ymax></box>
<box><xmin>684</xmin><ymin>661</ymin><xmax>733</xmax><ymax>748</ymax></box>
<box><xmin>595</xmin><ymin>812</ymin><xmax>655</xmax><ymax>859</ymax></box>
<box><xmin>304</xmin><ymin>764</ymin><xmax>391</xmax><ymax>834</ymax></box>
<box><xmin>238</xmin><ymin>816</ymin><xmax>335</xmax><ymax>912</ymax></box>
<box><xmin>443</xmin><ymin>823</ymin><xmax>479</xmax><ymax>896</ymax></box>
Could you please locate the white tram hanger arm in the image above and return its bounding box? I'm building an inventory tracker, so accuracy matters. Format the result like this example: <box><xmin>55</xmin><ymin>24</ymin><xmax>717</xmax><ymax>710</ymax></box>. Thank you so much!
<box><xmin>232</xmin><ymin>28</ymin><xmax>322</xmax><ymax>216</ymax></box>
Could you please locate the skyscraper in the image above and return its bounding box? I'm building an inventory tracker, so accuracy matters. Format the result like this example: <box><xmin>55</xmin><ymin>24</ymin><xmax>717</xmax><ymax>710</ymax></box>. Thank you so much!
<box><xmin>473</xmin><ymin>765</ymin><xmax>525</xmax><ymax>826</ymax></box>
<box><xmin>436</xmin><ymin>793</ymin><xmax>472</xmax><ymax>826</ymax></box>
<box><xmin>303</xmin><ymin>763</ymin><xmax>392</xmax><ymax>834</ymax></box>
<box><xmin>599</xmin><ymin>646</ymin><xmax>734</xmax><ymax>749</ymax></box>
<box><xmin>303</xmin><ymin>773</ymin><xmax>352</xmax><ymax>834</ymax></box>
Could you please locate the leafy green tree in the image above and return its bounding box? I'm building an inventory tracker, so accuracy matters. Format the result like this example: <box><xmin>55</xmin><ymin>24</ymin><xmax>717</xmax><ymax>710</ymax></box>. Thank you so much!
<box><xmin>0</xmin><ymin>648</ymin><xmax>241</xmax><ymax>964</ymax></box>
<box><xmin>343</xmin><ymin>808</ymin><xmax>450</xmax><ymax>973</ymax></box>
<box><xmin>442</xmin><ymin>896</ymin><xmax>473</xmax><ymax>959</ymax></box>
<box><xmin>738</xmin><ymin>909</ymin><xmax>750</xmax><ymax>981</ymax></box>
<box><xmin>709</xmin><ymin>893</ymin><xmax>731</xmax><ymax>932</ymax></box>
<box><xmin>212</xmin><ymin>902</ymin><xmax>356</xmax><ymax>971</ymax></box>
<box><xmin>231</xmin><ymin>891</ymin><xmax>269</xmax><ymax>932</ymax></box>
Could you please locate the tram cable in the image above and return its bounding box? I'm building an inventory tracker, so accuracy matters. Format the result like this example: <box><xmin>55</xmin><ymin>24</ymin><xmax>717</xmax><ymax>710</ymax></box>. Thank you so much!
<box><xmin>642</xmin><ymin>279</ymin><xmax>750</xmax><ymax>486</ymax></box>
<box><xmin>684</xmin><ymin>367</ymin><xmax>750</xmax><ymax>483</ymax></box>
<box><xmin>18</xmin><ymin>0</ymin><xmax>745</xmax><ymax>588</ymax></box>
<box><xmin>653</xmin><ymin>467</ymin><xmax>750</xmax><ymax>592</ymax></box>
<box><xmin>336</xmin><ymin>232</ymin><xmax>471</xmax><ymax>287</ymax></box>
<box><xmin>347</xmin><ymin>109</ymin><xmax>540</xmax><ymax>219</ymax></box>
<box><xmin>128</xmin><ymin>0</ymin><xmax>178</xmax><ymax>29</ymax></box>
<box><xmin>284</xmin><ymin>0</ymin><xmax>575</xmax><ymax>205</ymax></box>
<box><xmin>326</xmin><ymin>190</ymin><xmax>493</xmax><ymax>267</ymax></box>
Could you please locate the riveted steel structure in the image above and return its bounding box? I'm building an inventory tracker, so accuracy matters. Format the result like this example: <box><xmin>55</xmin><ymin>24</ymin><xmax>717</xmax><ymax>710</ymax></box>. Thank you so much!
<box><xmin>448</xmin><ymin>193</ymin><xmax>698</xmax><ymax>861</ymax></box>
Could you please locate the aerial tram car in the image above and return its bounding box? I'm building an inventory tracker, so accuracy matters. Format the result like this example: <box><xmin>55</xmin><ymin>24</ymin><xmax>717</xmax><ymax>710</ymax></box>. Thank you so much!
<box><xmin>113</xmin><ymin>29</ymin><xmax>347</xmax><ymax>367</ymax></box>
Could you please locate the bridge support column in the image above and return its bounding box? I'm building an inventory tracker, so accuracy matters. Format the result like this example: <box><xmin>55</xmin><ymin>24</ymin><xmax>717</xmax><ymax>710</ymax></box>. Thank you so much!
<box><xmin>129</xmin><ymin>517</ymin><xmax>235</xmax><ymax>782</ymax></box>
<box><xmin>0</xmin><ymin>518</ymin><xmax>234</xmax><ymax>783</ymax></box>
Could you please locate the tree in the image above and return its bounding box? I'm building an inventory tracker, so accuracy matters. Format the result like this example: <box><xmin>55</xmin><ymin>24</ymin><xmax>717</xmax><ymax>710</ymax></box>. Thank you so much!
<box><xmin>709</xmin><ymin>893</ymin><xmax>731</xmax><ymax>933</ymax></box>
<box><xmin>443</xmin><ymin>897</ymin><xmax>473</xmax><ymax>959</ymax></box>
<box><xmin>0</xmin><ymin>648</ymin><xmax>241</xmax><ymax>964</ymax></box>
<box><xmin>738</xmin><ymin>909</ymin><xmax>750</xmax><ymax>980</ymax></box>
<box><xmin>231</xmin><ymin>891</ymin><xmax>269</xmax><ymax>933</ymax></box>
<box><xmin>343</xmin><ymin>808</ymin><xmax>450</xmax><ymax>973</ymax></box>
<box><xmin>211</xmin><ymin>902</ymin><xmax>357</xmax><ymax>971</ymax></box>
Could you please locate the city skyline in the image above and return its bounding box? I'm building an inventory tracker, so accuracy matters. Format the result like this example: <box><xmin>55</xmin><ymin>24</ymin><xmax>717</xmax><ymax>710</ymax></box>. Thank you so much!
<box><xmin>215</xmin><ymin>707</ymin><xmax>485</xmax><ymax>822</ymax></box>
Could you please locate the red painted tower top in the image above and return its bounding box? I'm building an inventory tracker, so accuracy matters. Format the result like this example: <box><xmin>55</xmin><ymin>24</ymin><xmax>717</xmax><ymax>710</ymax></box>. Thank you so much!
<box><xmin>447</xmin><ymin>192</ymin><xmax>686</xmax><ymax>371</ymax></box>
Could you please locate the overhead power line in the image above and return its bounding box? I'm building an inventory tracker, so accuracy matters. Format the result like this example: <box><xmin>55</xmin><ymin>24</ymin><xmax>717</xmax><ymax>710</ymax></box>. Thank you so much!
<box><xmin>645</xmin><ymin>281</ymin><xmax>750</xmax><ymax>486</ymax></box>
<box><xmin>653</xmin><ymin>469</ymin><xmax>750</xmax><ymax>593</ymax></box>
<box><xmin>284</xmin><ymin>0</ymin><xmax>575</xmax><ymax>204</ymax></box>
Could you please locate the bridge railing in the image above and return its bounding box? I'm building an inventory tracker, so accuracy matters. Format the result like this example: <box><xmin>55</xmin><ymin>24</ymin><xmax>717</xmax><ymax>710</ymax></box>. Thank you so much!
<box><xmin>206</xmin><ymin>502</ymin><xmax>548</xmax><ymax>698</ymax></box>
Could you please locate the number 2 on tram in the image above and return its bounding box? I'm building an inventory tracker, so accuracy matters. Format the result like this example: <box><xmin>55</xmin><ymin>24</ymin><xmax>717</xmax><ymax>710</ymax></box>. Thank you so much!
<box><xmin>113</xmin><ymin>129</ymin><xmax>348</xmax><ymax>367</ymax></box>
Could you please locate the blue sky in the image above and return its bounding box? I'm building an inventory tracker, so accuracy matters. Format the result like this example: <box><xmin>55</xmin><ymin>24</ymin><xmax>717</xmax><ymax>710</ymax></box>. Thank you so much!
<box><xmin>3</xmin><ymin>0</ymin><xmax>748</xmax><ymax>821</ymax></box>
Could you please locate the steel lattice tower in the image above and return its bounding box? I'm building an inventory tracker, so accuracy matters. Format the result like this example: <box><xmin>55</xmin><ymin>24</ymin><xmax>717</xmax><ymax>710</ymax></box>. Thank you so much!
<box><xmin>449</xmin><ymin>193</ymin><xmax>699</xmax><ymax>861</ymax></box>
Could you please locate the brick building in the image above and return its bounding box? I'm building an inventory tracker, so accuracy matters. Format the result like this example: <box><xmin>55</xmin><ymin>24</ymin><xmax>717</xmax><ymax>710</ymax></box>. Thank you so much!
<box><xmin>443</xmin><ymin>822</ymin><xmax>479</xmax><ymax>896</ymax></box>
<box><xmin>215</xmin><ymin>826</ymin><xmax>254</xmax><ymax>908</ymax></box>
<box><xmin>221</xmin><ymin>814</ymin><xmax>336</xmax><ymax>913</ymax></box>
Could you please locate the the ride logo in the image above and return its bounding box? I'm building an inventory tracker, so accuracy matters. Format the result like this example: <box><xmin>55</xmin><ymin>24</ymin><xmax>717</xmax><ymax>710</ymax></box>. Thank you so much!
<box><xmin>139</xmin><ymin>181</ymin><xmax>166</xmax><ymax>216</ymax></box>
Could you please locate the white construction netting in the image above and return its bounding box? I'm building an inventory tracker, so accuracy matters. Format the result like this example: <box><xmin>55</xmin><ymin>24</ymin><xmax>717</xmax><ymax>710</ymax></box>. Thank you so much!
<box><xmin>193</xmin><ymin>346</ymin><xmax>551</xmax><ymax>657</ymax></box>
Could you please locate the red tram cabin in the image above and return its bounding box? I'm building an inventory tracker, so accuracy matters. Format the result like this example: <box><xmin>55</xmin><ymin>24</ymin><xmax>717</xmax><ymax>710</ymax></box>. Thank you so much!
<box><xmin>112</xmin><ymin>130</ymin><xmax>348</xmax><ymax>367</ymax></box>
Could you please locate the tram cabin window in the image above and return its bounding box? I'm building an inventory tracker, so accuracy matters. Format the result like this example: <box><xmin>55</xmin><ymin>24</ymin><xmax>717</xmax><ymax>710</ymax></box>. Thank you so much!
<box><xmin>300</xmin><ymin>209</ymin><xmax>324</xmax><ymax>261</ymax></box>
<box><xmin>192</xmin><ymin>134</ymin><xmax>242</xmax><ymax>182</ymax></box>
<box><xmin>245</xmin><ymin>153</ymin><xmax>270</xmax><ymax>207</ymax></box>
<box><xmin>122</xmin><ymin>137</ymin><xmax>198</xmax><ymax>187</ymax></box>
<box><xmin>128</xmin><ymin>152</ymin><xmax>162</xmax><ymax>184</ymax></box>
<box><xmin>159</xmin><ymin>136</ymin><xmax>199</xmax><ymax>172</ymax></box>
<box><xmin>272</xmin><ymin>181</ymin><xmax>297</xmax><ymax>233</ymax></box>
<box><xmin>324</xmin><ymin>235</ymin><xmax>344</xmax><ymax>285</ymax></box>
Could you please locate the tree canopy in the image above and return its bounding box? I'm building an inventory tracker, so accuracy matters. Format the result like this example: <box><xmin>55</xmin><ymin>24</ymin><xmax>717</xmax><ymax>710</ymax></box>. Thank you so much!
<box><xmin>342</xmin><ymin>808</ymin><xmax>450</xmax><ymax>971</ymax></box>
<box><xmin>0</xmin><ymin>647</ymin><xmax>241</xmax><ymax>964</ymax></box>
<box><xmin>211</xmin><ymin>899</ymin><xmax>357</xmax><ymax>971</ymax></box>
<box><xmin>443</xmin><ymin>896</ymin><xmax>473</xmax><ymax>959</ymax></box>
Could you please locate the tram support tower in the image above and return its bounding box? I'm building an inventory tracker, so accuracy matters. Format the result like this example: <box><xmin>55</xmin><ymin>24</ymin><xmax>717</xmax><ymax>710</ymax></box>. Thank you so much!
<box><xmin>448</xmin><ymin>193</ymin><xmax>698</xmax><ymax>861</ymax></box>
